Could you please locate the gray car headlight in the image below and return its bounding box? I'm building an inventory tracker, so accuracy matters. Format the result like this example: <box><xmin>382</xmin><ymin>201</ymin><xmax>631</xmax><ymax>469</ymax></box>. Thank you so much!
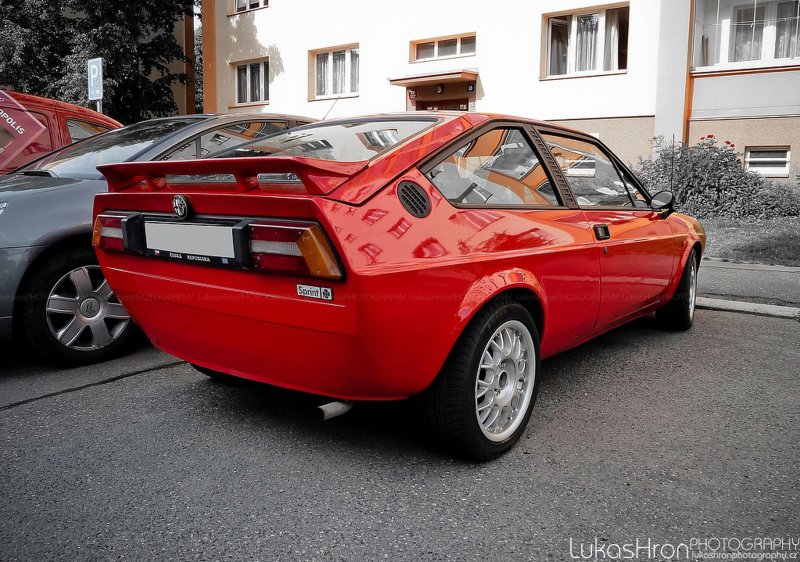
<box><xmin>0</xmin><ymin>202</ymin><xmax>6</xmax><ymax>216</ymax></box>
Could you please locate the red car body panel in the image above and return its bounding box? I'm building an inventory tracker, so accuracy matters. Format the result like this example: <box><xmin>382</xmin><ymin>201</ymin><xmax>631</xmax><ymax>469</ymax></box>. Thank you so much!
<box><xmin>93</xmin><ymin>113</ymin><xmax>705</xmax><ymax>401</ymax></box>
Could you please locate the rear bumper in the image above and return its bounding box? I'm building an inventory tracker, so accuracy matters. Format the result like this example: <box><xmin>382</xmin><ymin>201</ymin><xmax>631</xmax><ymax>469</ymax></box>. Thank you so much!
<box><xmin>101</xmin><ymin>260</ymin><xmax>429</xmax><ymax>400</ymax></box>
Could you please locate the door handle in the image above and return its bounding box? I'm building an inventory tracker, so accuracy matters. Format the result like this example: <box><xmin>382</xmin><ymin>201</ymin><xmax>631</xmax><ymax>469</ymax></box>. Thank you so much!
<box><xmin>593</xmin><ymin>224</ymin><xmax>611</xmax><ymax>241</ymax></box>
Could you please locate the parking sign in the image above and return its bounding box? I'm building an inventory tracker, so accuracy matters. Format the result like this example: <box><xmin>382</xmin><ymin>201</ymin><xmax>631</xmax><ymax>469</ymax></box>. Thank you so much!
<box><xmin>88</xmin><ymin>58</ymin><xmax>103</xmax><ymax>101</ymax></box>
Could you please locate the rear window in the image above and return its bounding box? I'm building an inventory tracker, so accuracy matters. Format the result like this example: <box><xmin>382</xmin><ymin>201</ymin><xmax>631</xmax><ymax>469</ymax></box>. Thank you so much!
<box><xmin>214</xmin><ymin>118</ymin><xmax>438</xmax><ymax>162</ymax></box>
<box><xmin>22</xmin><ymin>119</ymin><xmax>197</xmax><ymax>179</ymax></box>
<box><xmin>67</xmin><ymin>119</ymin><xmax>113</xmax><ymax>142</ymax></box>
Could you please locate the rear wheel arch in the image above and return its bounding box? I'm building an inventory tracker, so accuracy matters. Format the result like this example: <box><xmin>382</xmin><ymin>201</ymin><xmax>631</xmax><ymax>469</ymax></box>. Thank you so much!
<box><xmin>484</xmin><ymin>288</ymin><xmax>544</xmax><ymax>343</ymax></box>
<box><xmin>14</xmin><ymin>234</ymin><xmax>93</xmax><ymax>313</ymax></box>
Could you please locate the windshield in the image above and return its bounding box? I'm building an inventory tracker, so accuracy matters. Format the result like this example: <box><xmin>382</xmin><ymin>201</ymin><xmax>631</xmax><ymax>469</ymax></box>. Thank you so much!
<box><xmin>21</xmin><ymin>118</ymin><xmax>199</xmax><ymax>179</ymax></box>
<box><xmin>213</xmin><ymin>118</ymin><xmax>438</xmax><ymax>162</ymax></box>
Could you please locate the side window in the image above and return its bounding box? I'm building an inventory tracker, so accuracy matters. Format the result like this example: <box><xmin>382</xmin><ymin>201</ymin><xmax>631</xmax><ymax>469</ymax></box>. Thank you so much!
<box><xmin>540</xmin><ymin>133</ymin><xmax>635</xmax><ymax>208</ymax></box>
<box><xmin>426</xmin><ymin>128</ymin><xmax>560</xmax><ymax>207</ymax></box>
<box><xmin>161</xmin><ymin>121</ymin><xmax>289</xmax><ymax>160</ymax></box>
<box><xmin>67</xmin><ymin>119</ymin><xmax>112</xmax><ymax>142</ymax></box>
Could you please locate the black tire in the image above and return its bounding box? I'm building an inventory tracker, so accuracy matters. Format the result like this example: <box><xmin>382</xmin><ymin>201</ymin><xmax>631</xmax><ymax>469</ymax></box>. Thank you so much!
<box><xmin>421</xmin><ymin>300</ymin><xmax>541</xmax><ymax>461</ymax></box>
<box><xmin>18</xmin><ymin>246</ymin><xmax>138</xmax><ymax>366</ymax></box>
<box><xmin>656</xmin><ymin>250</ymin><xmax>699</xmax><ymax>331</ymax></box>
<box><xmin>191</xmin><ymin>363</ymin><xmax>243</xmax><ymax>385</ymax></box>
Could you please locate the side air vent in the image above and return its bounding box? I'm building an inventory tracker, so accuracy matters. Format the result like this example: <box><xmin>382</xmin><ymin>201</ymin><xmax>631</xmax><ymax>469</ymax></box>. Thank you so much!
<box><xmin>397</xmin><ymin>181</ymin><xmax>431</xmax><ymax>218</ymax></box>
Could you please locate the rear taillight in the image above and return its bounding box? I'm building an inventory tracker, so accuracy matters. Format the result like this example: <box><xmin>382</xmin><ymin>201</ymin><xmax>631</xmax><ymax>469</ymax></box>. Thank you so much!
<box><xmin>92</xmin><ymin>215</ymin><xmax>124</xmax><ymax>251</ymax></box>
<box><xmin>249</xmin><ymin>221</ymin><xmax>342</xmax><ymax>280</ymax></box>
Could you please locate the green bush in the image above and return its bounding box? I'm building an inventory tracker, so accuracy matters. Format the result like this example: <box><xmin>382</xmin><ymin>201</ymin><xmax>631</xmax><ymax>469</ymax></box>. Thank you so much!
<box><xmin>637</xmin><ymin>136</ymin><xmax>800</xmax><ymax>219</ymax></box>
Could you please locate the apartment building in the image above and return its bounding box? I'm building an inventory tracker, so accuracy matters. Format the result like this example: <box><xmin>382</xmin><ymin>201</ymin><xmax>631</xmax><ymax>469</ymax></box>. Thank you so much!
<box><xmin>201</xmin><ymin>0</ymin><xmax>800</xmax><ymax>178</ymax></box>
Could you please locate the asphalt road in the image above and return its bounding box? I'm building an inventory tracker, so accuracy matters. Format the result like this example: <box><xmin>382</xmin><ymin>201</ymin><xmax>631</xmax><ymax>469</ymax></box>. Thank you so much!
<box><xmin>1</xmin><ymin>309</ymin><xmax>798</xmax><ymax>561</ymax></box>
<box><xmin>698</xmin><ymin>260</ymin><xmax>800</xmax><ymax>307</ymax></box>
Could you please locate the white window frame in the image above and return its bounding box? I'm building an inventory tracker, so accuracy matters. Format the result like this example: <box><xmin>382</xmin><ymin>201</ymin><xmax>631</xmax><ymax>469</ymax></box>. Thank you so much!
<box><xmin>693</xmin><ymin>0</ymin><xmax>800</xmax><ymax>70</ymax></box>
<box><xmin>235</xmin><ymin>60</ymin><xmax>269</xmax><ymax>105</ymax></box>
<box><xmin>545</xmin><ymin>5</ymin><xmax>629</xmax><ymax>78</ymax></box>
<box><xmin>235</xmin><ymin>0</ymin><xmax>267</xmax><ymax>13</ymax></box>
<box><xmin>745</xmin><ymin>146</ymin><xmax>791</xmax><ymax>177</ymax></box>
<box><xmin>312</xmin><ymin>46</ymin><xmax>359</xmax><ymax>100</ymax></box>
<box><xmin>412</xmin><ymin>34</ymin><xmax>477</xmax><ymax>62</ymax></box>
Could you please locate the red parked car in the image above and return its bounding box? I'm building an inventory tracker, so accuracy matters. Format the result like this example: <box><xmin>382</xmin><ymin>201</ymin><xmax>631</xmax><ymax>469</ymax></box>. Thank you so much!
<box><xmin>92</xmin><ymin>113</ymin><xmax>705</xmax><ymax>460</ymax></box>
<box><xmin>0</xmin><ymin>90</ymin><xmax>120</xmax><ymax>174</ymax></box>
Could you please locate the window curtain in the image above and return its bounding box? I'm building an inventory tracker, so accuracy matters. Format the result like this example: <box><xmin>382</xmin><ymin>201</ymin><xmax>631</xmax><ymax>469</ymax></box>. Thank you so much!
<box><xmin>249</xmin><ymin>63</ymin><xmax>261</xmax><ymax>102</ymax></box>
<box><xmin>732</xmin><ymin>5</ymin><xmax>765</xmax><ymax>62</ymax></box>
<box><xmin>576</xmin><ymin>14</ymin><xmax>599</xmax><ymax>71</ymax></box>
<box><xmin>775</xmin><ymin>1</ymin><xmax>800</xmax><ymax>59</ymax></box>
<box><xmin>316</xmin><ymin>53</ymin><xmax>328</xmax><ymax>96</ymax></box>
<box><xmin>237</xmin><ymin>66</ymin><xmax>248</xmax><ymax>103</ymax></box>
<box><xmin>603</xmin><ymin>9</ymin><xmax>620</xmax><ymax>70</ymax></box>
<box><xmin>350</xmin><ymin>49</ymin><xmax>359</xmax><ymax>93</ymax></box>
<box><xmin>332</xmin><ymin>50</ymin><xmax>346</xmax><ymax>95</ymax></box>
<box><xmin>549</xmin><ymin>18</ymin><xmax>569</xmax><ymax>75</ymax></box>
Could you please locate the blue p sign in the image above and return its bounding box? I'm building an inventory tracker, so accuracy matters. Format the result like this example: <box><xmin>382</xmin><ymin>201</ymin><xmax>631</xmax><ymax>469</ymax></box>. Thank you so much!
<box><xmin>88</xmin><ymin>58</ymin><xmax>103</xmax><ymax>101</ymax></box>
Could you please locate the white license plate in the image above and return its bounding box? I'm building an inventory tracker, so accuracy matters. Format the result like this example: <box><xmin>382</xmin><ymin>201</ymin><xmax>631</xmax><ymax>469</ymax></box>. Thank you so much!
<box><xmin>144</xmin><ymin>222</ymin><xmax>236</xmax><ymax>259</ymax></box>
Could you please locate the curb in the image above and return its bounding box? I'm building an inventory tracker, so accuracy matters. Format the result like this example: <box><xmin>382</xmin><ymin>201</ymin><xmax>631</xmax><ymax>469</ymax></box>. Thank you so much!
<box><xmin>696</xmin><ymin>297</ymin><xmax>800</xmax><ymax>320</ymax></box>
<box><xmin>701</xmin><ymin>258</ymin><xmax>800</xmax><ymax>273</ymax></box>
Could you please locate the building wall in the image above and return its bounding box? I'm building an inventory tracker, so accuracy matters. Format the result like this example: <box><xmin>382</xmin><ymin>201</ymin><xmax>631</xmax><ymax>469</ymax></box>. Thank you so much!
<box><xmin>548</xmin><ymin>116</ymin><xmax>656</xmax><ymax>166</ymax></box>
<box><xmin>205</xmin><ymin>0</ymin><xmax>800</xmax><ymax>179</ymax></box>
<box><xmin>210</xmin><ymin>0</ymin><xmax>664</xmax><ymax>123</ymax></box>
<box><xmin>688</xmin><ymin>116</ymin><xmax>800</xmax><ymax>180</ymax></box>
<box><xmin>169</xmin><ymin>16</ymin><xmax>196</xmax><ymax>115</ymax></box>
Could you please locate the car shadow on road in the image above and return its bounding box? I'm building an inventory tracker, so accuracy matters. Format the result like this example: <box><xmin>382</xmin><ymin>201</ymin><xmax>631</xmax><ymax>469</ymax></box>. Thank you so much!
<box><xmin>180</xmin><ymin>313</ymin><xmax>672</xmax><ymax>463</ymax></box>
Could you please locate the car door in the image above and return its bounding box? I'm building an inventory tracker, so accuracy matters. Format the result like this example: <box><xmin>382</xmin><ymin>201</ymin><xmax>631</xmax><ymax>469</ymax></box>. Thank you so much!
<box><xmin>422</xmin><ymin>123</ymin><xmax>601</xmax><ymax>356</ymax></box>
<box><xmin>537</xmin><ymin>130</ymin><xmax>678</xmax><ymax>328</ymax></box>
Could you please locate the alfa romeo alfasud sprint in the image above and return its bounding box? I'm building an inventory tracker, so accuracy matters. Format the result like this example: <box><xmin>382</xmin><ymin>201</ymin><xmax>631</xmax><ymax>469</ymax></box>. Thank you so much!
<box><xmin>92</xmin><ymin>113</ymin><xmax>705</xmax><ymax>460</ymax></box>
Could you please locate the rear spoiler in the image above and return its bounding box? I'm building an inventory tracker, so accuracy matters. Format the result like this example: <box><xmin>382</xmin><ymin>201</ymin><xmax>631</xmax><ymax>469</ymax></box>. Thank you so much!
<box><xmin>97</xmin><ymin>156</ymin><xmax>367</xmax><ymax>195</ymax></box>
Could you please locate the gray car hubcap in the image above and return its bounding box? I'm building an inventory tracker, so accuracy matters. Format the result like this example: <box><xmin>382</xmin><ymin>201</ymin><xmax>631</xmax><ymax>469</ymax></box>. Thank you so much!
<box><xmin>475</xmin><ymin>320</ymin><xmax>536</xmax><ymax>442</ymax></box>
<box><xmin>46</xmin><ymin>265</ymin><xmax>130</xmax><ymax>351</ymax></box>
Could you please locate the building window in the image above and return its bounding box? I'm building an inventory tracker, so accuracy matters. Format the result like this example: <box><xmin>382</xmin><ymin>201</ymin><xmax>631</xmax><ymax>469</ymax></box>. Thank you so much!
<box><xmin>313</xmin><ymin>46</ymin><xmax>359</xmax><ymax>98</ymax></box>
<box><xmin>546</xmin><ymin>6</ymin><xmax>629</xmax><ymax>76</ymax></box>
<box><xmin>235</xmin><ymin>0</ymin><xmax>267</xmax><ymax>13</ymax></box>
<box><xmin>236</xmin><ymin>60</ymin><xmax>269</xmax><ymax>104</ymax></box>
<box><xmin>693</xmin><ymin>0</ymin><xmax>800</xmax><ymax>68</ymax></box>
<box><xmin>412</xmin><ymin>34</ymin><xmax>477</xmax><ymax>61</ymax></box>
<box><xmin>745</xmin><ymin>147</ymin><xmax>791</xmax><ymax>176</ymax></box>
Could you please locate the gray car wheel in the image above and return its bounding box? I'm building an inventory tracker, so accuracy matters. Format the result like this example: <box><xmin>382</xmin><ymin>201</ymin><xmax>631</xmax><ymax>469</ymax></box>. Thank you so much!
<box><xmin>19</xmin><ymin>246</ymin><xmax>138</xmax><ymax>366</ymax></box>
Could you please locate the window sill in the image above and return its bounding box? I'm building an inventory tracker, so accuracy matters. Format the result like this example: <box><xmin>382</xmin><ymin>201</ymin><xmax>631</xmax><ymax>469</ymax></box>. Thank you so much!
<box><xmin>747</xmin><ymin>171</ymin><xmax>790</xmax><ymax>178</ymax></box>
<box><xmin>692</xmin><ymin>60</ymin><xmax>800</xmax><ymax>77</ymax></box>
<box><xmin>308</xmin><ymin>93</ymin><xmax>359</xmax><ymax>102</ymax></box>
<box><xmin>228</xmin><ymin>5</ymin><xmax>268</xmax><ymax>17</ymax></box>
<box><xmin>540</xmin><ymin>69</ymin><xmax>627</xmax><ymax>81</ymax></box>
<box><xmin>410</xmin><ymin>53</ymin><xmax>476</xmax><ymax>64</ymax></box>
<box><xmin>228</xmin><ymin>101</ymin><xmax>271</xmax><ymax>109</ymax></box>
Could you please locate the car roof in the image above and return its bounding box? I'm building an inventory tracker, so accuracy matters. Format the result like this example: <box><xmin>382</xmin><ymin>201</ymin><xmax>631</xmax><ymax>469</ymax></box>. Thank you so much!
<box><xmin>200</xmin><ymin>112</ymin><xmax>317</xmax><ymax>124</ymax></box>
<box><xmin>307</xmin><ymin>111</ymin><xmax>588</xmax><ymax>137</ymax></box>
<box><xmin>2</xmin><ymin>90</ymin><xmax>122</xmax><ymax>128</ymax></box>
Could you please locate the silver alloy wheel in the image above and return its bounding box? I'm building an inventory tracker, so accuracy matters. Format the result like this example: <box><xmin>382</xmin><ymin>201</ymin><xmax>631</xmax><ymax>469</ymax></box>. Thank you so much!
<box><xmin>475</xmin><ymin>320</ymin><xmax>536</xmax><ymax>442</ymax></box>
<box><xmin>45</xmin><ymin>265</ymin><xmax>130</xmax><ymax>351</ymax></box>
<box><xmin>688</xmin><ymin>258</ymin><xmax>697</xmax><ymax>321</ymax></box>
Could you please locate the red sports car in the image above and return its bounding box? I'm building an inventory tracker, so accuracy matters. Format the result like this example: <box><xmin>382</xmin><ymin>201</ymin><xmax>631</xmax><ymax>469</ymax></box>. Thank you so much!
<box><xmin>92</xmin><ymin>113</ymin><xmax>705</xmax><ymax>460</ymax></box>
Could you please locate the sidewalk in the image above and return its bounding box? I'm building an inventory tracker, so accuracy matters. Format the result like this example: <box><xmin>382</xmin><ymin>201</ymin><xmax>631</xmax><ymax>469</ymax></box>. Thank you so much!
<box><xmin>697</xmin><ymin>258</ymin><xmax>800</xmax><ymax>319</ymax></box>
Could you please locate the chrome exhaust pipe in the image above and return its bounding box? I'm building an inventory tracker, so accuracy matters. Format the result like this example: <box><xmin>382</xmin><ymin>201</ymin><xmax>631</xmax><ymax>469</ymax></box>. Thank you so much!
<box><xmin>316</xmin><ymin>400</ymin><xmax>353</xmax><ymax>421</ymax></box>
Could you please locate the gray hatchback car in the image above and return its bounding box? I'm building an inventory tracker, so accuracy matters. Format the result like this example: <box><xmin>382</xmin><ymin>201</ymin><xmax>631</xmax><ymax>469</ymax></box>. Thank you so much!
<box><xmin>0</xmin><ymin>113</ymin><xmax>313</xmax><ymax>365</ymax></box>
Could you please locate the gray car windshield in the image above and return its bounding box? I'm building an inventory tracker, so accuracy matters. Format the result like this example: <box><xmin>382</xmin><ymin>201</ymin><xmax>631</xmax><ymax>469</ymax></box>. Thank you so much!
<box><xmin>22</xmin><ymin>119</ymin><xmax>197</xmax><ymax>179</ymax></box>
<box><xmin>213</xmin><ymin>118</ymin><xmax>438</xmax><ymax>162</ymax></box>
